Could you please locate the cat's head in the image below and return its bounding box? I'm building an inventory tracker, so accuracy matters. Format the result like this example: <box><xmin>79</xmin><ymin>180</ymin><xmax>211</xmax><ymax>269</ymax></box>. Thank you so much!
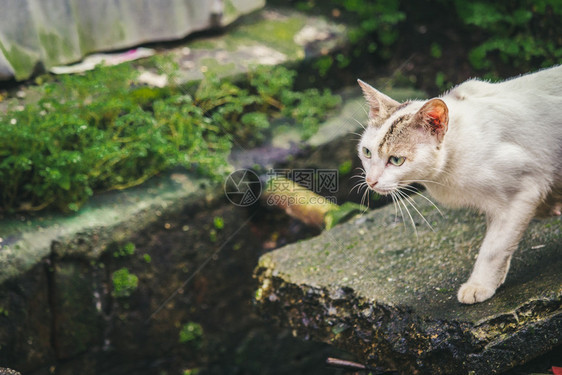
<box><xmin>357</xmin><ymin>79</ymin><xmax>449</xmax><ymax>195</ymax></box>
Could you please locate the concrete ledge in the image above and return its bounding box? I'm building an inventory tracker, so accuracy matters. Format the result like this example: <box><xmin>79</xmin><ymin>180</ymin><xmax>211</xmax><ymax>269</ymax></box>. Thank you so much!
<box><xmin>255</xmin><ymin>195</ymin><xmax>561</xmax><ymax>374</ymax></box>
<box><xmin>0</xmin><ymin>171</ymin><xmax>215</xmax><ymax>284</ymax></box>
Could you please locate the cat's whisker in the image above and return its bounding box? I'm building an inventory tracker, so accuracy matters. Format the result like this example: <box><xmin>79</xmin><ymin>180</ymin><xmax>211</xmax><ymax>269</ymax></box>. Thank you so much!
<box><xmin>359</xmin><ymin>103</ymin><xmax>369</xmax><ymax>117</ymax></box>
<box><xmin>397</xmin><ymin>189</ymin><xmax>436</xmax><ymax>232</ymax></box>
<box><xmin>397</xmin><ymin>184</ymin><xmax>444</xmax><ymax>217</ymax></box>
<box><xmin>351</xmin><ymin>181</ymin><xmax>368</xmax><ymax>194</ymax></box>
<box><xmin>389</xmin><ymin>191</ymin><xmax>401</xmax><ymax>226</ymax></box>
<box><xmin>391</xmin><ymin>190</ymin><xmax>411</xmax><ymax>234</ymax></box>
<box><xmin>345</xmin><ymin>115</ymin><xmax>366</xmax><ymax>130</ymax></box>
<box><xmin>402</xmin><ymin>179</ymin><xmax>448</xmax><ymax>188</ymax></box>
<box><xmin>360</xmin><ymin>186</ymin><xmax>369</xmax><ymax>209</ymax></box>
<box><xmin>395</xmin><ymin>190</ymin><xmax>418</xmax><ymax>238</ymax></box>
<box><xmin>354</xmin><ymin>167</ymin><xmax>366</xmax><ymax>175</ymax></box>
<box><xmin>348</xmin><ymin>131</ymin><xmax>364</xmax><ymax>138</ymax></box>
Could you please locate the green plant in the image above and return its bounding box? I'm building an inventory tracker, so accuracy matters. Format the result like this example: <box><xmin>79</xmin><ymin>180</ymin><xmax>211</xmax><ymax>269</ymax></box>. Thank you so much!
<box><xmin>213</xmin><ymin>216</ymin><xmax>224</xmax><ymax>230</ymax></box>
<box><xmin>112</xmin><ymin>268</ymin><xmax>139</xmax><ymax>298</ymax></box>
<box><xmin>179</xmin><ymin>321</ymin><xmax>203</xmax><ymax>347</ymax></box>
<box><xmin>454</xmin><ymin>0</ymin><xmax>562</xmax><ymax>71</ymax></box>
<box><xmin>0</xmin><ymin>63</ymin><xmax>340</xmax><ymax>213</ymax></box>
<box><xmin>338</xmin><ymin>160</ymin><xmax>352</xmax><ymax>176</ymax></box>
<box><xmin>113</xmin><ymin>242</ymin><xmax>136</xmax><ymax>258</ymax></box>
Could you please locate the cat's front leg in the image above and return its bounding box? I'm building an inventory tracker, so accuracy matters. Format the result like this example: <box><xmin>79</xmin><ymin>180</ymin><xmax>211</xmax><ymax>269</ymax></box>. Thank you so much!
<box><xmin>457</xmin><ymin>196</ymin><xmax>538</xmax><ymax>304</ymax></box>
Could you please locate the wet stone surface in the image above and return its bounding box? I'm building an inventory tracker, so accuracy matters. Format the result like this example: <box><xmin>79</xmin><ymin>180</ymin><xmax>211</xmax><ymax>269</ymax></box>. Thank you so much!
<box><xmin>255</xmin><ymin>195</ymin><xmax>562</xmax><ymax>374</ymax></box>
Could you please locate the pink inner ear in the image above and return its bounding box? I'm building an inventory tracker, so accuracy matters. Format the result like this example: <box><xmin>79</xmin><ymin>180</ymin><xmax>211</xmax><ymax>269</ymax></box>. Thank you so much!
<box><xmin>419</xmin><ymin>99</ymin><xmax>448</xmax><ymax>142</ymax></box>
<box><xmin>424</xmin><ymin>103</ymin><xmax>448</xmax><ymax>132</ymax></box>
<box><xmin>427</xmin><ymin>108</ymin><xmax>445</xmax><ymax>126</ymax></box>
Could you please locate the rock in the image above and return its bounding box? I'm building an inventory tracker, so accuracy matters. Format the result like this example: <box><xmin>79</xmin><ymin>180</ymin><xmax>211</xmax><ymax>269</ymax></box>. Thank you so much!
<box><xmin>255</xmin><ymin>195</ymin><xmax>562</xmax><ymax>374</ymax></box>
<box><xmin>0</xmin><ymin>368</ymin><xmax>21</xmax><ymax>375</ymax></box>
<box><xmin>0</xmin><ymin>0</ymin><xmax>265</xmax><ymax>81</ymax></box>
<box><xmin>168</xmin><ymin>7</ymin><xmax>348</xmax><ymax>84</ymax></box>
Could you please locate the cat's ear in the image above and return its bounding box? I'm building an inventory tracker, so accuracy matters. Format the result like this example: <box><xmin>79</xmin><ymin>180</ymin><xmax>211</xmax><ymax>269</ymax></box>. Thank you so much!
<box><xmin>357</xmin><ymin>79</ymin><xmax>400</xmax><ymax>121</ymax></box>
<box><xmin>417</xmin><ymin>98</ymin><xmax>449</xmax><ymax>142</ymax></box>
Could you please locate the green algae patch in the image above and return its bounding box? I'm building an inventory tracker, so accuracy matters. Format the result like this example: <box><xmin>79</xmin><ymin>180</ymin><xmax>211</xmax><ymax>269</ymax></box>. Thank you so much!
<box><xmin>229</xmin><ymin>15</ymin><xmax>307</xmax><ymax>59</ymax></box>
<box><xmin>0</xmin><ymin>42</ymin><xmax>37</xmax><ymax>81</ymax></box>
<box><xmin>37</xmin><ymin>30</ymin><xmax>79</xmax><ymax>67</ymax></box>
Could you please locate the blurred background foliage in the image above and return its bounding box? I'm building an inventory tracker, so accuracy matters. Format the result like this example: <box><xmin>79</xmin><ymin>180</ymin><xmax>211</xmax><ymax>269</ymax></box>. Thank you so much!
<box><xmin>293</xmin><ymin>0</ymin><xmax>561</xmax><ymax>92</ymax></box>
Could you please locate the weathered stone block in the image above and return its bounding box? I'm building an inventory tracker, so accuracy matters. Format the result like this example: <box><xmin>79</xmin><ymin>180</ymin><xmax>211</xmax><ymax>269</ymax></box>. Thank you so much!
<box><xmin>255</xmin><ymin>195</ymin><xmax>561</xmax><ymax>374</ymax></box>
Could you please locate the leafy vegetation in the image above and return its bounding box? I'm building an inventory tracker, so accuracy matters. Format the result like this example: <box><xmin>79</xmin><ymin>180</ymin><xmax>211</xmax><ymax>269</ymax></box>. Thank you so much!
<box><xmin>298</xmin><ymin>0</ymin><xmax>561</xmax><ymax>77</ymax></box>
<box><xmin>453</xmin><ymin>0</ymin><xmax>562</xmax><ymax>71</ymax></box>
<box><xmin>112</xmin><ymin>267</ymin><xmax>139</xmax><ymax>298</ymax></box>
<box><xmin>179</xmin><ymin>321</ymin><xmax>204</xmax><ymax>347</ymax></box>
<box><xmin>0</xmin><ymin>63</ymin><xmax>340</xmax><ymax>213</ymax></box>
<box><xmin>113</xmin><ymin>242</ymin><xmax>136</xmax><ymax>258</ymax></box>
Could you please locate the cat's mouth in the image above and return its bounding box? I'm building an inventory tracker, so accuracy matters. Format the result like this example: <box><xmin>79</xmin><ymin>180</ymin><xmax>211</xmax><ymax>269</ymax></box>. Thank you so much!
<box><xmin>371</xmin><ymin>187</ymin><xmax>395</xmax><ymax>196</ymax></box>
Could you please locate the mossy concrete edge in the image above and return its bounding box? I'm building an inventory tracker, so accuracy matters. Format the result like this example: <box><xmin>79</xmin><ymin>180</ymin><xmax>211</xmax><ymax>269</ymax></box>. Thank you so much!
<box><xmin>0</xmin><ymin>171</ymin><xmax>217</xmax><ymax>284</ymax></box>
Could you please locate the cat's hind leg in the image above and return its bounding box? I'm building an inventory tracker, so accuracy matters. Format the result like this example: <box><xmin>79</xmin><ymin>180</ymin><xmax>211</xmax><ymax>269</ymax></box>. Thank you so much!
<box><xmin>457</xmin><ymin>192</ymin><xmax>540</xmax><ymax>304</ymax></box>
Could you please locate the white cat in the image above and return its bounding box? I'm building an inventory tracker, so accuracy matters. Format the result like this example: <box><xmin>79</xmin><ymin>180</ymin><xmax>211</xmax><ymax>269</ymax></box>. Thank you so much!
<box><xmin>357</xmin><ymin>66</ymin><xmax>562</xmax><ymax>304</ymax></box>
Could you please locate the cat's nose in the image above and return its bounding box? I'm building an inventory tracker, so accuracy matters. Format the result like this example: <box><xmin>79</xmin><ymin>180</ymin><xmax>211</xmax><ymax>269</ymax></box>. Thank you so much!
<box><xmin>366</xmin><ymin>177</ymin><xmax>378</xmax><ymax>188</ymax></box>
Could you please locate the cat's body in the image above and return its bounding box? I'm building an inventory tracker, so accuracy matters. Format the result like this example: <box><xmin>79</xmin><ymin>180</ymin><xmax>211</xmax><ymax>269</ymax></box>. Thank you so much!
<box><xmin>357</xmin><ymin>65</ymin><xmax>562</xmax><ymax>304</ymax></box>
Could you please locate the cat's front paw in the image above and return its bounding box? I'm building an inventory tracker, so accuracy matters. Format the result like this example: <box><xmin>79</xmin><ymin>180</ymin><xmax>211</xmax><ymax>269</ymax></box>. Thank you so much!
<box><xmin>457</xmin><ymin>282</ymin><xmax>495</xmax><ymax>304</ymax></box>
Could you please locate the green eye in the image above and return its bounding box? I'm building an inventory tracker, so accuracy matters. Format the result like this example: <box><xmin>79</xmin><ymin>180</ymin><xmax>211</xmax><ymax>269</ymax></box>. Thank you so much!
<box><xmin>362</xmin><ymin>147</ymin><xmax>372</xmax><ymax>159</ymax></box>
<box><xmin>389</xmin><ymin>156</ymin><xmax>406</xmax><ymax>166</ymax></box>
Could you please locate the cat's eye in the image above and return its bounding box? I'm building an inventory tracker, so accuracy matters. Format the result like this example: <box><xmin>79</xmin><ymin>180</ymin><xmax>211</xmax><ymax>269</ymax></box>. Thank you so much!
<box><xmin>362</xmin><ymin>147</ymin><xmax>372</xmax><ymax>159</ymax></box>
<box><xmin>389</xmin><ymin>156</ymin><xmax>406</xmax><ymax>166</ymax></box>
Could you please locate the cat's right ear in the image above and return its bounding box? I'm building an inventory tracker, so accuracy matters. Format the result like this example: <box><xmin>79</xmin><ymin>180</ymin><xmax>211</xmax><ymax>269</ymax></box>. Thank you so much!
<box><xmin>357</xmin><ymin>79</ymin><xmax>400</xmax><ymax>120</ymax></box>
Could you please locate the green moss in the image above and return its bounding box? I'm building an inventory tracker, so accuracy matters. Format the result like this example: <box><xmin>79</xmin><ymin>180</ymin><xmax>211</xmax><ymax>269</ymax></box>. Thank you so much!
<box><xmin>223</xmin><ymin>0</ymin><xmax>239</xmax><ymax>21</ymax></box>
<box><xmin>112</xmin><ymin>268</ymin><xmax>138</xmax><ymax>298</ymax></box>
<box><xmin>187</xmin><ymin>39</ymin><xmax>217</xmax><ymax>50</ymax></box>
<box><xmin>227</xmin><ymin>16</ymin><xmax>307</xmax><ymax>58</ymax></box>
<box><xmin>179</xmin><ymin>321</ymin><xmax>203</xmax><ymax>346</ymax></box>
<box><xmin>113</xmin><ymin>242</ymin><xmax>136</xmax><ymax>258</ymax></box>
<box><xmin>0</xmin><ymin>42</ymin><xmax>36</xmax><ymax>80</ymax></box>
<box><xmin>37</xmin><ymin>30</ymin><xmax>76</xmax><ymax>66</ymax></box>
<box><xmin>213</xmin><ymin>216</ymin><xmax>224</xmax><ymax>230</ymax></box>
<box><xmin>338</xmin><ymin>160</ymin><xmax>352</xmax><ymax>176</ymax></box>
<box><xmin>199</xmin><ymin>58</ymin><xmax>237</xmax><ymax>77</ymax></box>
<box><xmin>78</xmin><ymin>19</ymin><xmax>125</xmax><ymax>54</ymax></box>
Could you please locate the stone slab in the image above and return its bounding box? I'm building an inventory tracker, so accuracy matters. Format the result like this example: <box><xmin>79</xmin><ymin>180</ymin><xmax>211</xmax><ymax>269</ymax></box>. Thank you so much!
<box><xmin>255</xmin><ymin>195</ymin><xmax>561</xmax><ymax>374</ymax></box>
<box><xmin>163</xmin><ymin>8</ymin><xmax>348</xmax><ymax>84</ymax></box>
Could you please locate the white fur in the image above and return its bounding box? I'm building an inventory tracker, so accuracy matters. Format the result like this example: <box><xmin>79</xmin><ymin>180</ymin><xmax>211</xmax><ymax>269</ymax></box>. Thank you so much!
<box><xmin>358</xmin><ymin>65</ymin><xmax>562</xmax><ymax>304</ymax></box>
